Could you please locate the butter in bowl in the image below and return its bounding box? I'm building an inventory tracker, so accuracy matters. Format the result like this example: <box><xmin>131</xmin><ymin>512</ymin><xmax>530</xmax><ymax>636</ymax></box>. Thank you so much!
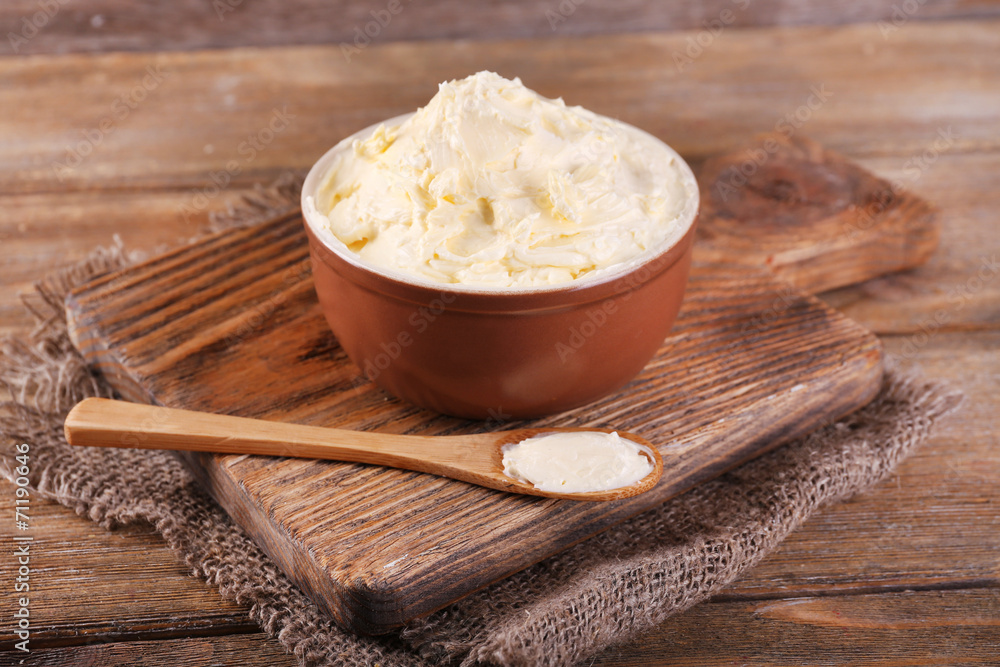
<box><xmin>301</xmin><ymin>71</ymin><xmax>699</xmax><ymax>419</ymax></box>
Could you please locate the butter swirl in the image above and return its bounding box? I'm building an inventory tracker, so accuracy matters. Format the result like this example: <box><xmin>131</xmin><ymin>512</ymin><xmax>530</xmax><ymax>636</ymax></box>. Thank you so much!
<box><xmin>315</xmin><ymin>71</ymin><xmax>693</xmax><ymax>288</ymax></box>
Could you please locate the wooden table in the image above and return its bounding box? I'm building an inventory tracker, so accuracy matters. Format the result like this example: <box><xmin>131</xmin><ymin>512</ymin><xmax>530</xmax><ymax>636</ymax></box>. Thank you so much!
<box><xmin>2</xmin><ymin>3</ymin><xmax>998</xmax><ymax>664</ymax></box>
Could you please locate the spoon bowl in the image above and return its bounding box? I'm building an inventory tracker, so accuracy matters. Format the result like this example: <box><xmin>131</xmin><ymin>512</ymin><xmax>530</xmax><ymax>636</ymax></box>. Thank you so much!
<box><xmin>64</xmin><ymin>398</ymin><xmax>663</xmax><ymax>501</ymax></box>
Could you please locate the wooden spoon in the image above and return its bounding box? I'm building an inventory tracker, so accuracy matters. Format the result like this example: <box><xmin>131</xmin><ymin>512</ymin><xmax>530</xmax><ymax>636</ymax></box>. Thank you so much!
<box><xmin>64</xmin><ymin>398</ymin><xmax>663</xmax><ymax>501</ymax></box>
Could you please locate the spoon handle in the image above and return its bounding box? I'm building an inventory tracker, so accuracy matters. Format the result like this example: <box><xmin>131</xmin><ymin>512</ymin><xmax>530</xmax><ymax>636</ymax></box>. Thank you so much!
<box><xmin>64</xmin><ymin>397</ymin><xmax>497</xmax><ymax>482</ymax></box>
<box><xmin>64</xmin><ymin>398</ymin><xmax>663</xmax><ymax>501</ymax></box>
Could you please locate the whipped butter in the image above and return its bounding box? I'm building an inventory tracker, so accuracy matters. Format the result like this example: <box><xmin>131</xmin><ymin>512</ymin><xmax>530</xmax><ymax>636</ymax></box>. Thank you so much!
<box><xmin>501</xmin><ymin>431</ymin><xmax>654</xmax><ymax>493</ymax></box>
<box><xmin>312</xmin><ymin>71</ymin><xmax>694</xmax><ymax>288</ymax></box>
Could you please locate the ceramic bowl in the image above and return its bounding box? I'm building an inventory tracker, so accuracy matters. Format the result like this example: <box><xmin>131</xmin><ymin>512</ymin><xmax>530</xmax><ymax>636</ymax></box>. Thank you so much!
<box><xmin>302</xmin><ymin>115</ymin><xmax>699</xmax><ymax>419</ymax></box>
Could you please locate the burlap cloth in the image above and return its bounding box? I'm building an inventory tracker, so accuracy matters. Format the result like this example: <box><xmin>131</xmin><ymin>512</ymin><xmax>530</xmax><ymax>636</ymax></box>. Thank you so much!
<box><xmin>0</xmin><ymin>185</ymin><xmax>962</xmax><ymax>666</ymax></box>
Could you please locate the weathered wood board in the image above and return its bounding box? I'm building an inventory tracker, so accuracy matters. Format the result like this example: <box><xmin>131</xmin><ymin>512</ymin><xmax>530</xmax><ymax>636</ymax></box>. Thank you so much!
<box><xmin>63</xmin><ymin>135</ymin><xmax>936</xmax><ymax>633</ymax></box>
<box><xmin>695</xmin><ymin>133</ymin><xmax>939</xmax><ymax>294</ymax></box>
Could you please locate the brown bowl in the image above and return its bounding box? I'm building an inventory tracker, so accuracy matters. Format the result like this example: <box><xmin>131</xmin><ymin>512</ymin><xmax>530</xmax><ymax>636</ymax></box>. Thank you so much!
<box><xmin>302</xmin><ymin>115</ymin><xmax>699</xmax><ymax>419</ymax></box>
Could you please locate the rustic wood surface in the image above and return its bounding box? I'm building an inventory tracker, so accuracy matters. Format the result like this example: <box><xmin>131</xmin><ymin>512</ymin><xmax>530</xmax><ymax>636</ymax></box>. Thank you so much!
<box><xmin>6</xmin><ymin>22</ymin><xmax>999</xmax><ymax>194</ymax></box>
<box><xmin>1</xmin><ymin>8</ymin><xmax>998</xmax><ymax>665</ymax></box>
<box><xmin>62</xmin><ymin>190</ymin><xmax>884</xmax><ymax>631</ymax></box>
<box><xmin>4</xmin><ymin>0</ymin><xmax>999</xmax><ymax>56</ymax></box>
<box><xmin>13</xmin><ymin>589</ymin><xmax>1000</xmax><ymax>666</ymax></box>
<box><xmin>696</xmin><ymin>132</ymin><xmax>940</xmax><ymax>294</ymax></box>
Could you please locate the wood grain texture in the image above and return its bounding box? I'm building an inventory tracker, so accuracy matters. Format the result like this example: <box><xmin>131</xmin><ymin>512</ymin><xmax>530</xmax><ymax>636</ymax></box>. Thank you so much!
<box><xmin>696</xmin><ymin>132</ymin><xmax>939</xmax><ymax>294</ymax></box>
<box><xmin>0</xmin><ymin>188</ymin><xmax>252</xmax><ymax>337</ymax></box>
<box><xmin>0</xmin><ymin>12</ymin><xmax>996</xmax><ymax>666</ymax></box>
<box><xmin>4</xmin><ymin>0</ymin><xmax>998</xmax><ymax>56</ymax></box>
<box><xmin>3</xmin><ymin>330</ymin><xmax>996</xmax><ymax>652</ymax></box>
<box><xmin>7</xmin><ymin>633</ymin><xmax>295</xmax><ymax>666</ymax></box>
<box><xmin>64</xmin><ymin>208</ymin><xmax>883</xmax><ymax>632</ymax></box>
<box><xmin>5</xmin><ymin>22</ymin><xmax>999</xmax><ymax>193</ymax></box>
<box><xmin>822</xmin><ymin>151</ymin><xmax>1000</xmax><ymax>335</ymax></box>
<box><xmin>8</xmin><ymin>589</ymin><xmax>999</xmax><ymax>666</ymax></box>
<box><xmin>592</xmin><ymin>588</ymin><xmax>1000</xmax><ymax>666</ymax></box>
<box><xmin>0</xmin><ymin>497</ymin><xmax>256</xmax><ymax>651</ymax></box>
<box><xmin>720</xmin><ymin>329</ymin><xmax>1000</xmax><ymax>601</ymax></box>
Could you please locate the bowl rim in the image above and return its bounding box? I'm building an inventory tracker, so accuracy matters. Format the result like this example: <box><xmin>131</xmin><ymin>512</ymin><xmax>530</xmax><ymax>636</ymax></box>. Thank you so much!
<box><xmin>301</xmin><ymin>112</ymin><xmax>700</xmax><ymax>300</ymax></box>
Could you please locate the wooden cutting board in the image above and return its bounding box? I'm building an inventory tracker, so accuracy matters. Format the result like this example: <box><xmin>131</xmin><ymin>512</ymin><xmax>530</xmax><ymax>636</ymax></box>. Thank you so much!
<box><xmin>65</xmin><ymin>133</ymin><xmax>936</xmax><ymax>634</ymax></box>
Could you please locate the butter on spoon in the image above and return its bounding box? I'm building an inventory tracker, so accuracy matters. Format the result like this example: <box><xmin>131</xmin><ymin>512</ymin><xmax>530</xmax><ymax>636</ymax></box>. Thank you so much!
<box><xmin>64</xmin><ymin>398</ymin><xmax>663</xmax><ymax>501</ymax></box>
<box><xmin>502</xmin><ymin>431</ymin><xmax>656</xmax><ymax>494</ymax></box>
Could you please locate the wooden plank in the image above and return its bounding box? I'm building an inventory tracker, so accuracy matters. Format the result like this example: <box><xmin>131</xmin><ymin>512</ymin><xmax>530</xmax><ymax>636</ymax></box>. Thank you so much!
<box><xmin>0</xmin><ymin>491</ymin><xmax>256</xmax><ymax>650</ymax></box>
<box><xmin>3</xmin><ymin>0</ymin><xmax>998</xmax><ymax>56</ymax></box>
<box><xmin>0</xmin><ymin>188</ymin><xmax>252</xmax><ymax>337</ymax></box>
<box><xmin>3</xmin><ymin>21</ymin><xmax>999</xmax><ymax>193</ymax></box>
<box><xmin>593</xmin><ymin>588</ymin><xmax>1000</xmax><ymax>666</ymax></box>
<box><xmin>821</xmin><ymin>151</ymin><xmax>1000</xmax><ymax>334</ymax></box>
<box><xmin>696</xmin><ymin>132</ymin><xmax>939</xmax><ymax>294</ymax></box>
<box><xmin>9</xmin><ymin>588</ymin><xmax>1000</xmax><ymax>665</ymax></box>
<box><xmin>725</xmin><ymin>329</ymin><xmax>1000</xmax><ymax>599</ymax></box>
<box><xmin>63</xmin><ymin>208</ymin><xmax>882</xmax><ymax>632</ymax></box>
<box><xmin>6</xmin><ymin>633</ymin><xmax>295</xmax><ymax>666</ymax></box>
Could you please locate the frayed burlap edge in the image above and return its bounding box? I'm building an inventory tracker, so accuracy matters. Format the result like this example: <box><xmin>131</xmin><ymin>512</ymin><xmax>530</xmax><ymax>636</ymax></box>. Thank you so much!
<box><xmin>0</xmin><ymin>177</ymin><xmax>963</xmax><ymax>667</ymax></box>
